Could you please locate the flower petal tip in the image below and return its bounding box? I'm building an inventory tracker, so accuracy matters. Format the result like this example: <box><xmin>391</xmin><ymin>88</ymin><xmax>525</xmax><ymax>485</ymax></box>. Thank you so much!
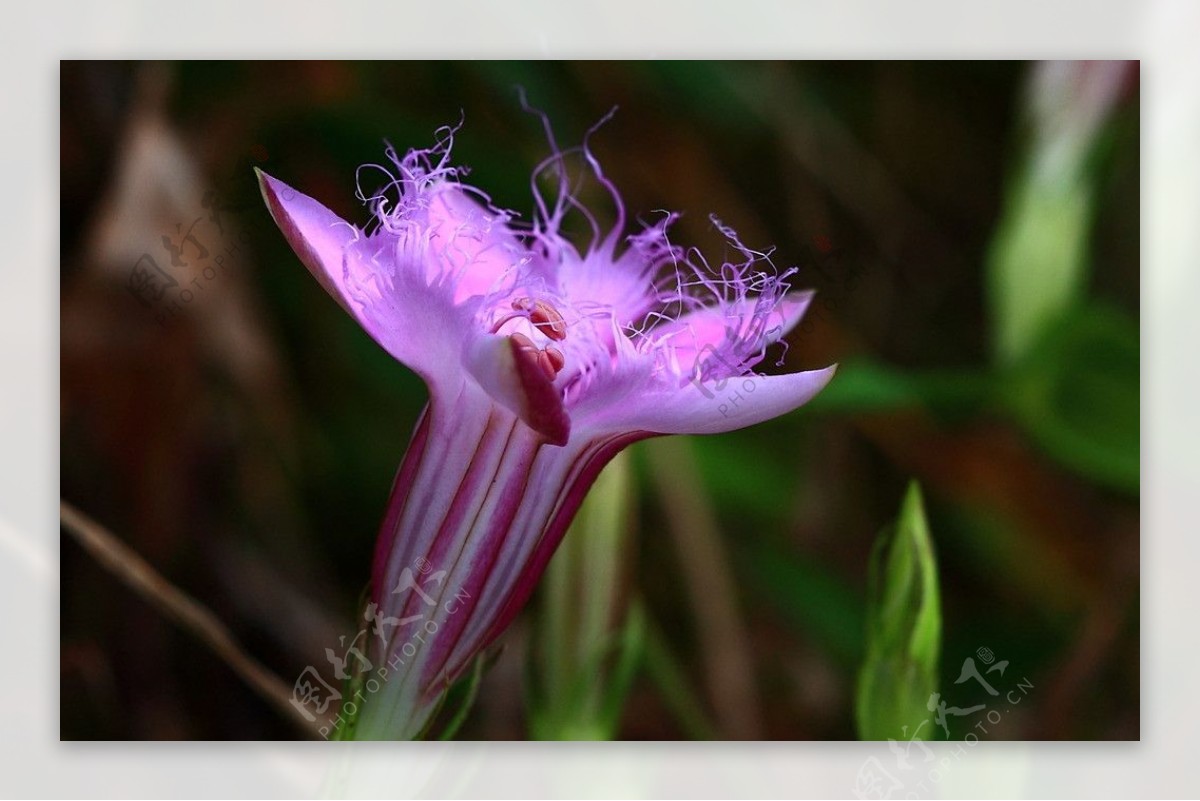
<box><xmin>256</xmin><ymin>170</ymin><xmax>362</xmax><ymax>317</ymax></box>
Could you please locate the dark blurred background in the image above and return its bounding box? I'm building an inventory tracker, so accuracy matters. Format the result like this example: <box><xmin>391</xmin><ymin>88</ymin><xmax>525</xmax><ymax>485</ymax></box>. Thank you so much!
<box><xmin>60</xmin><ymin>61</ymin><xmax>1139</xmax><ymax>740</ymax></box>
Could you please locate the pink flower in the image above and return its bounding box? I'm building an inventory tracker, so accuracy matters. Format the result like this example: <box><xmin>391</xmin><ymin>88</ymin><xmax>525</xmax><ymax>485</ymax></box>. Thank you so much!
<box><xmin>258</xmin><ymin>117</ymin><xmax>834</xmax><ymax>739</ymax></box>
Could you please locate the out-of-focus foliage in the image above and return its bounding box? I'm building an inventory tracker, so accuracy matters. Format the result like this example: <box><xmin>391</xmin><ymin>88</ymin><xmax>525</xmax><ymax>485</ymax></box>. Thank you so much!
<box><xmin>529</xmin><ymin>452</ymin><xmax>645</xmax><ymax>740</ymax></box>
<box><xmin>60</xmin><ymin>61</ymin><xmax>1139</xmax><ymax>741</ymax></box>
<box><xmin>987</xmin><ymin>61</ymin><xmax>1129</xmax><ymax>366</ymax></box>
<box><xmin>1003</xmin><ymin>302</ymin><xmax>1139</xmax><ymax>493</ymax></box>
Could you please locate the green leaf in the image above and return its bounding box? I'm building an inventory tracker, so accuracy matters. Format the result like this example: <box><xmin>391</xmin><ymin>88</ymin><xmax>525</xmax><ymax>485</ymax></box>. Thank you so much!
<box><xmin>1003</xmin><ymin>302</ymin><xmax>1139</xmax><ymax>494</ymax></box>
<box><xmin>640</xmin><ymin>611</ymin><xmax>719</xmax><ymax>740</ymax></box>
<box><xmin>805</xmin><ymin>359</ymin><xmax>925</xmax><ymax>414</ymax></box>
<box><xmin>856</xmin><ymin>481</ymin><xmax>942</xmax><ymax>741</ymax></box>
<box><xmin>737</xmin><ymin>540</ymin><xmax>865</xmax><ymax>665</ymax></box>
<box><xmin>987</xmin><ymin>167</ymin><xmax>1094</xmax><ymax>364</ymax></box>
<box><xmin>805</xmin><ymin>359</ymin><xmax>993</xmax><ymax>416</ymax></box>
<box><xmin>596</xmin><ymin>603</ymin><xmax>647</xmax><ymax>736</ymax></box>
<box><xmin>690</xmin><ymin>433</ymin><xmax>796</xmax><ymax>522</ymax></box>
<box><xmin>436</xmin><ymin>655</ymin><xmax>487</xmax><ymax>741</ymax></box>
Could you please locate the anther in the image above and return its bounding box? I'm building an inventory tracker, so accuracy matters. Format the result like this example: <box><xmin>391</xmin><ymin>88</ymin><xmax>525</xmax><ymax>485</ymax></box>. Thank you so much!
<box><xmin>543</xmin><ymin>346</ymin><xmax>565</xmax><ymax>374</ymax></box>
<box><xmin>512</xmin><ymin>297</ymin><xmax>568</xmax><ymax>342</ymax></box>
<box><xmin>534</xmin><ymin>346</ymin><xmax>566</xmax><ymax>381</ymax></box>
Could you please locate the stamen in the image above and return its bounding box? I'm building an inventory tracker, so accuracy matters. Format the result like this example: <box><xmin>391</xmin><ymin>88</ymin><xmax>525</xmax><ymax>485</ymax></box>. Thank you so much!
<box><xmin>543</xmin><ymin>346</ymin><xmax>565</xmax><ymax>374</ymax></box>
<box><xmin>534</xmin><ymin>346</ymin><xmax>564</xmax><ymax>381</ymax></box>
<box><xmin>490</xmin><ymin>311</ymin><xmax>526</xmax><ymax>334</ymax></box>
<box><xmin>512</xmin><ymin>297</ymin><xmax>568</xmax><ymax>341</ymax></box>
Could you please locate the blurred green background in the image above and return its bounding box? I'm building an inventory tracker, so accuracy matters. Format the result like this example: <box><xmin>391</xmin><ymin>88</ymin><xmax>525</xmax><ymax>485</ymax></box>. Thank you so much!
<box><xmin>60</xmin><ymin>60</ymin><xmax>1139</xmax><ymax>740</ymax></box>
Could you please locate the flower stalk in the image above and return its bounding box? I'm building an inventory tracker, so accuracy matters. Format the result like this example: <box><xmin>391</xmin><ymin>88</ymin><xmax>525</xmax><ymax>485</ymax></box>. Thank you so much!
<box><xmin>529</xmin><ymin>451</ymin><xmax>640</xmax><ymax>740</ymax></box>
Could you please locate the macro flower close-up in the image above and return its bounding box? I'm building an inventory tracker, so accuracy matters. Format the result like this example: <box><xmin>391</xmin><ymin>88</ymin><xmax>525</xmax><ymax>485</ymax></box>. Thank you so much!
<box><xmin>59</xmin><ymin>61</ymin><xmax>1139</xmax><ymax>749</ymax></box>
<box><xmin>257</xmin><ymin>120</ymin><xmax>834</xmax><ymax>738</ymax></box>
